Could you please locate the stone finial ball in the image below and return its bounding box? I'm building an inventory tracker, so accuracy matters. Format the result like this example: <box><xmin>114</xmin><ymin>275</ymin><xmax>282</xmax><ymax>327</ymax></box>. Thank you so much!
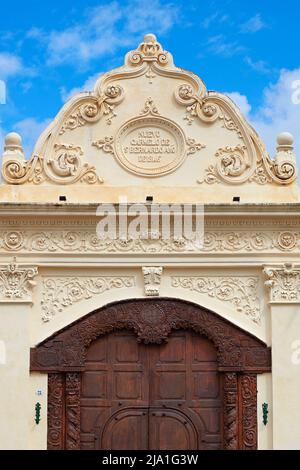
<box><xmin>5</xmin><ymin>132</ymin><xmax>22</xmax><ymax>148</ymax></box>
<box><xmin>144</xmin><ymin>33</ymin><xmax>157</xmax><ymax>43</ymax></box>
<box><xmin>277</xmin><ymin>132</ymin><xmax>294</xmax><ymax>146</ymax></box>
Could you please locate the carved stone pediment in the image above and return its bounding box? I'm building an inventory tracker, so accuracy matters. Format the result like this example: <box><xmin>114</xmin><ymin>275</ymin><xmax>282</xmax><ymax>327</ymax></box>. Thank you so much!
<box><xmin>1</xmin><ymin>34</ymin><xmax>297</xmax><ymax>192</ymax></box>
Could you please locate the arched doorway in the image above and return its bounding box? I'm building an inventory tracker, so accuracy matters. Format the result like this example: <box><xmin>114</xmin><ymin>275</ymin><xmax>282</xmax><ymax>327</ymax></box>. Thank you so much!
<box><xmin>30</xmin><ymin>298</ymin><xmax>271</xmax><ymax>450</ymax></box>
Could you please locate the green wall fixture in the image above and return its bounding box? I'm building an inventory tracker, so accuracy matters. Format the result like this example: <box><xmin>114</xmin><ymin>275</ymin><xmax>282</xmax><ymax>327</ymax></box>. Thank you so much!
<box><xmin>262</xmin><ymin>402</ymin><xmax>269</xmax><ymax>425</ymax></box>
<box><xmin>35</xmin><ymin>402</ymin><xmax>41</xmax><ymax>425</ymax></box>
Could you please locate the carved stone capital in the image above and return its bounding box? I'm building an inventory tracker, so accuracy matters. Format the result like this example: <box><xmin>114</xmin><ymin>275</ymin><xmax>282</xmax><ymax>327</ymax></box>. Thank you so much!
<box><xmin>142</xmin><ymin>266</ymin><xmax>163</xmax><ymax>296</ymax></box>
<box><xmin>264</xmin><ymin>263</ymin><xmax>300</xmax><ymax>303</ymax></box>
<box><xmin>0</xmin><ymin>258</ymin><xmax>38</xmax><ymax>302</ymax></box>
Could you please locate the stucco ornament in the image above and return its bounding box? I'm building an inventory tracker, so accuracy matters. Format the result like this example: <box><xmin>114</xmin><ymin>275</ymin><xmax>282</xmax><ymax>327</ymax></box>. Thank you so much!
<box><xmin>92</xmin><ymin>98</ymin><xmax>205</xmax><ymax>177</ymax></box>
<box><xmin>171</xmin><ymin>276</ymin><xmax>260</xmax><ymax>323</ymax></box>
<box><xmin>41</xmin><ymin>276</ymin><xmax>136</xmax><ymax>322</ymax></box>
<box><xmin>142</xmin><ymin>266</ymin><xmax>163</xmax><ymax>296</ymax></box>
<box><xmin>1</xmin><ymin>224</ymin><xmax>300</xmax><ymax>254</ymax></box>
<box><xmin>59</xmin><ymin>84</ymin><xmax>124</xmax><ymax>134</ymax></box>
<box><xmin>1</xmin><ymin>34</ymin><xmax>297</xmax><ymax>188</ymax></box>
<box><xmin>0</xmin><ymin>258</ymin><xmax>38</xmax><ymax>301</ymax></box>
<box><xmin>264</xmin><ymin>263</ymin><xmax>300</xmax><ymax>302</ymax></box>
<box><xmin>2</xmin><ymin>139</ymin><xmax>102</xmax><ymax>185</ymax></box>
<box><xmin>198</xmin><ymin>132</ymin><xmax>297</xmax><ymax>186</ymax></box>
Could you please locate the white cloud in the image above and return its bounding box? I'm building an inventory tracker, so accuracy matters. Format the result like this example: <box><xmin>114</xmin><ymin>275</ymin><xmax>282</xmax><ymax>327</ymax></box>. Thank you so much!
<box><xmin>60</xmin><ymin>72</ymin><xmax>102</xmax><ymax>102</ymax></box>
<box><xmin>207</xmin><ymin>34</ymin><xmax>245</xmax><ymax>57</ymax></box>
<box><xmin>0</xmin><ymin>53</ymin><xmax>23</xmax><ymax>80</ymax></box>
<box><xmin>224</xmin><ymin>68</ymin><xmax>300</xmax><ymax>160</ymax></box>
<box><xmin>13</xmin><ymin>117</ymin><xmax>52</xmax><ymax>157</ymax></box>
<box><xmin>240</xmin><ymin>14</ymin><xmax>265</xmax><ymax>34</ymax></box>
<box><xmin>244</xmin><ymin>56</ymin><xmax>271</xmax><ymax>75</ymax></box>
<box><xmin>42</xmin><ymin>0</ymin><xmax>178</xmax><ymax>66</ymax></box>
<box><xmin>201</xmin><ymin>13</ymin><xmax>231</xmax><ymax>29</ymax></box>
<box><xmin>225</xmin><ymin>91</ymin><xmax>252</xmax><ymax>116</ymax></box>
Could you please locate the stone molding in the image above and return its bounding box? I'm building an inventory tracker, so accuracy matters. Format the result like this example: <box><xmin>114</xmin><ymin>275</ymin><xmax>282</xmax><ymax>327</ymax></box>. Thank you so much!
<box><xmin>1</xmin><ymin>227</ymin><xmax>300</xmax><ymax>254</ymax></box>
<box><xmin>0</xmin><ymin>258</ymin><xmax>38</xmax><ymax>302</ymax></box>
<box><xmin>264</xmin><ymin>263</ymin><xmax>300</xmax><ymax>303</ymax></box>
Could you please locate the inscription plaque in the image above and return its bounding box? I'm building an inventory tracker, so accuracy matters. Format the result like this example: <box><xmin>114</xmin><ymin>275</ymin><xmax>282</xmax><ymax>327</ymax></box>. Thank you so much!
<box><xmin>114</xmin><ymin>116</ymin><xmax>186</xmax><ymax>176</ymax></box>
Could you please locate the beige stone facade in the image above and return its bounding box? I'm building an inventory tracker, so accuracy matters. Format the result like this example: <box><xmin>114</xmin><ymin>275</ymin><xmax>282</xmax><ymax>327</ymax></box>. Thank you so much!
<box><xmin>0</xmin><ymin>34</ymin><xmax>300</xmax><ymax>450</ymax></box>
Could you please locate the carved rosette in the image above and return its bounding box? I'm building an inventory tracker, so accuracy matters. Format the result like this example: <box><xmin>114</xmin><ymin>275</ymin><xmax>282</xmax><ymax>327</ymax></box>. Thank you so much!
<box><xmin>240</xmin><ymin>374</ymin><xmax>257</xmax><ymax>450</ymax></box>
<box><xmin>65</xmin><ymin>373</ymin><xmax>81</xmax><ymax>450</ymax></box>
<box><xmin>223</xmin><ymin>373</ymin><xmax>238</xmax><ymax>450</ymax></box>
<box><xmin>48</xmin><ymin>373</ymin><xmax>64</xmax><ymax>450</ymax></box>
<box><xmin>142</xmin><ymin>266</ymin><xmax>163</xmax><ymax>296</ymax></box>
<box><xmin>0</xmin><ymin>258</ymin><xmax>38</xmax><ymax>302</ymax></box>
<box><xmin>264</xmin><ymin>263</ymin><xmax>300</xmax><ymax>302</ymax></box>
<box><xmin>1</xmin><ymin>227</ymin><xmax>300</xmax><ymax>254</ymax></box>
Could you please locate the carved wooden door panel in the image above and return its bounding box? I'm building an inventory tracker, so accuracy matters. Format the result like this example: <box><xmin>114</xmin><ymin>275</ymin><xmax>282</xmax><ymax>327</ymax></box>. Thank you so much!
<box><xmin>33</xmin><ymin>298</ymin><xmax>270</xmax><ymax>450</ymax></box>
<box><xmin>149</xmin><ymin>331</ymin><xmax>222</xmax><ymax>450</ymax></box>
<box><xmin>80</xmin><ymin>331</ymin><xmax>149</xmax><ymax>449</ymax></box>
<box><xmin>80</xmin><ymin>330</ymin><xmax>221</xmax><ymax>450</ymax></box>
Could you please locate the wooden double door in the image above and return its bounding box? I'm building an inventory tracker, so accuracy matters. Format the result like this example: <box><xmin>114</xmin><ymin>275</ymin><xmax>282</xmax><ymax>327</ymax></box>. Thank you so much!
<box><xmin>80</xmin><ymin>330</ymin><xmax>222</xmax><ymax>450</ymax></box>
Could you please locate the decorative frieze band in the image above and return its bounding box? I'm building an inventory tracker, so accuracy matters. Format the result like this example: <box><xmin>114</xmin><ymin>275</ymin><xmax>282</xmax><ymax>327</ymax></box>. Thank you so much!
<box><xmin>0</xmin><ymin>258</ymin><xmax>38</xmax><ymax>302</ymax></box>
<box><xmin>1</xmin><ymin>228</ymin><xmax>300</xmax><ymax>254</ymax></box>
<box><xmin>41</xmin><ymin>276</ymin><xmax>136</xmax><ymax>322</ymax></box>
<box><xmin>171</xmin><ymin>276</ymin><xmax>260</xmax><ymax>323</ymax></box>
<box><xmin>264</xmin><ymin>263</ymin><xmax>300</xmax><ymax>303</ymax></box>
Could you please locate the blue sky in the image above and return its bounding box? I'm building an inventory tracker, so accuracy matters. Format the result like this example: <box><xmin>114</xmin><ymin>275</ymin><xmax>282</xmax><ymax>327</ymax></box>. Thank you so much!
<box><xmin>1</xmin><ymin>0</ymin><xmax>300</xmax><ymax>159</ymax></box>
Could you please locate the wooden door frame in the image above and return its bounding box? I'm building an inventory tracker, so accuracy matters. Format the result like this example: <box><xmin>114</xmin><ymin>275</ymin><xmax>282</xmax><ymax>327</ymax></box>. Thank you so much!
<box><xmin>30</xmin><ymin>298</ymin><xmax>271</xmax><ymax>450</ymax></box>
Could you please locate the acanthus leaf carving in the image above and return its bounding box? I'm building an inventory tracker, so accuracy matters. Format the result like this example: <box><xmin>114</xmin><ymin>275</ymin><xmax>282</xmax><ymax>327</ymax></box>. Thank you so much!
<box><xmin>174</xmin><ymin>84</ymin><xmax>219</xmax><ymax>125</ymax></box>
<box><xmin>92</xmin><ymin>136</ymin><xmax>114</xmax><ymax>153</ymax></box>
<box><xmin>171</xmin><ymin>276</ymin><xmax>260</xmax><ymax>324</ymax></box>
<box><xmin>2</xmin><ymin>155</ymin><xmax>46</xmax><ymax>185</ymax></box>
<box><xmin>41</xmin><ymin>276</ymin><xmax>136</xmax><ymax>322</ymax></box>
<box><xmin>264</xmin><ymin>263</ymin><xmax>300</xmax><ymax>302</ymax></box>
<box><xmin>59</xmin><ymin>84</ymin><xmax>124</xmax><ymax>135</ymax></box>
<box><xmin>199</xmin><ymin>145</ymin><xmax>252</xmax><ymax>185</ymax></box>
<box><xmin>142</xmin><ymin>266</ymin><xmax>163</xmax><ymax>296</ymax></box>
<box><xmin>186</xmin><ymin>138</ymin><xmax>206</xmax><ymax>155</ymax></box>
<box><xmin>174</xmin><ymin>81</ymin><xmax>297</xmax><ymax>186</ymax></box>
<box><xmin>2</xmin><ymin>143</ymin><xmax>103</xmax><ymax>185</ymax></box>
<box><xmin>2</xmin><ymin>227</ymin><xmax>300</xmax><ymax>254</ymax></box>
<box><xmin>0</xmin><ymin>258</ymin><xmax>38</xmax><ymax>301</ymax></box>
